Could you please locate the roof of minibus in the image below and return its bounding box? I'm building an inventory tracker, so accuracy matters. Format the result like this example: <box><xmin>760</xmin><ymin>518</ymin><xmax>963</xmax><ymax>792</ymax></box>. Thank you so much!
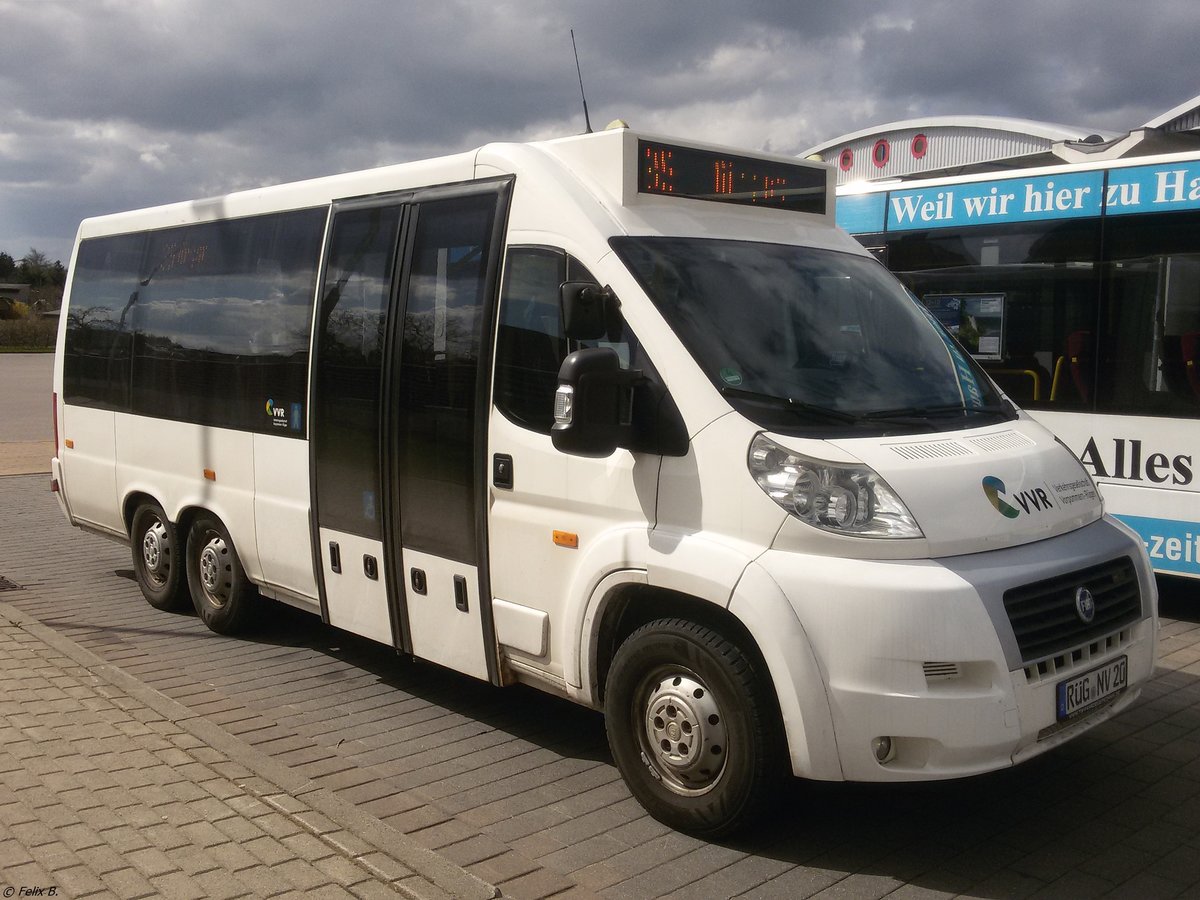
<box><xmin>488</xmin><ymin>128</ymin><xmax>861</xmax><ymax>254</ymax></box>
<box><xmin>72</xmin><ymin>128</ymin><xmax>864</xmax><ymax>257</ymax></box>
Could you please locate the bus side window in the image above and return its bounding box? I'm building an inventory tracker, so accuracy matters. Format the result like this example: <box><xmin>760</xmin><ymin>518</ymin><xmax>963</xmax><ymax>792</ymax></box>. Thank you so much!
<box><xmin>496</xmin><ymin>248</ymin><xmax>616</xmax><ymax>433</ymax></box>
<box><xmin>494</xmin><ymin>247</ymin><xmax>682</xmax><ymax>453</ymax></box>
<box><xmin>1101</xmin><ymin>251</ymin><xmax>1200</xmax><ymax>415</ymax></box>
<box><xmin>494</xmin><ymin>248</ymin><xmax>574</xmax><ymax>434</ymax></box>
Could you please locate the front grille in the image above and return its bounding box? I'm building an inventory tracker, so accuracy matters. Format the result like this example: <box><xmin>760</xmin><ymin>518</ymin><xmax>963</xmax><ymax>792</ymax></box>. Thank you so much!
<box><xmin>922</xmin><ymin>661</ymin><xmax>960</xmax><ymax>681</ymax></box>
<box><xmin>1022</xmin><ymin>627</ymin><xmax>1132</xmax><ymax>684</ymax></box>
<box><xmin>1003</xmin><ymin>557</ymin><xmax>1141</xmax><ymax>664</ymax></box>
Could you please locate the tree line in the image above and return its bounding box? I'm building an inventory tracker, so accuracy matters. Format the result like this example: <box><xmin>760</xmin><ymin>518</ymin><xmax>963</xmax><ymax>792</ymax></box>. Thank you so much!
<box><xmin>1</xmin><ymin>249</ymin><xmax>67</xmax><ymax>291</ymax></box>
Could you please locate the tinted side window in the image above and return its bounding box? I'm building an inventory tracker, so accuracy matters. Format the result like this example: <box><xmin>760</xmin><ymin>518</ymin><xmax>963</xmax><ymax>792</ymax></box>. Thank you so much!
<box><xmin>494</xmin><ymin>249</ymin><xmax>569</xmax><ymax>432</ymax></box>
<box><xmin>494</xmin><ymin>247</ymin><xmax>682</xmax><ymax>452</ymax></box>
<box><xmin>395</xmin><ymin>193</ymin><xmax>500</xmax><ymax>562</ymax></box>
<box><xmin>313</xmin><ymin>205</ymin><xmax>403</xmax><ymax>539</ymax></box>
<box><xmin>494</xmin><ymin>249</ymin><xmax>598</xmax><ymax>433</ymax></box>
<box><xmin>130</xmin><ymin>207</ymin><xmax>326</xmax><ymax>434</ymax></box>
<box><xmin>63</xmin><ymin>233</ymin><xmax>144</xmax><ymax>410</ymax></box>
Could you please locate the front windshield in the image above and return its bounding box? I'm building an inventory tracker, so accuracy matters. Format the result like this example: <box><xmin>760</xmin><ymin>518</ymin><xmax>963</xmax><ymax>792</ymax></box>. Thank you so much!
<box><xmin>611</xmin><ymin>236</ymin><xmax>1011</xmax><ymax>435</ymax></box>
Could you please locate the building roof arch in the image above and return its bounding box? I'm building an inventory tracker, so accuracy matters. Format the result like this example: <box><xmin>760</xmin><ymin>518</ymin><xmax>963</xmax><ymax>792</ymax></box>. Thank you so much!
<box><xmin>804</xmin><ymin>115</ymin><xmax>1117</xmax><ymax>184</ymax></box>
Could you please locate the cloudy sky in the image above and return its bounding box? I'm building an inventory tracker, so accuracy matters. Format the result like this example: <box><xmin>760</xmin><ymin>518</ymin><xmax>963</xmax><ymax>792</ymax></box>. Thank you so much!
<box><xmin>2</xmin><ymin>0</ymin><xmax>1198</xmax><ymax>264</ymax></box>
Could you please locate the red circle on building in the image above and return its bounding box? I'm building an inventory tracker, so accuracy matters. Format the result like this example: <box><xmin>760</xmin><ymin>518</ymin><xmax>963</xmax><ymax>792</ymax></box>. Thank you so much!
<box><xmin>872</xmin><ymin>139</ymin><xmax>890</xmax><ymax>168</ymax></box>
<box><xmin>911</xmin><ymin>133</ymin><xmax>928</xmax><ymax>159</ymax></box>
<box><xmin>839</xmin><ymin>148</ymin><xmax>854</xmax><ymax>171</ymax></box>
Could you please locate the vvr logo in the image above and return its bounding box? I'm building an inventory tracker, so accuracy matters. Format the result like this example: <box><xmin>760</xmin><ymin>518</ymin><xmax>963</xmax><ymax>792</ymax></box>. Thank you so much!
<box><xmin>982</xmin><ymin>476</ymin><xmax>1056</xmax><ymax>518</ymax></box>
<box><xmin>265</xmin><ymin>398</ymin><xmax>288</xmax><ymax>425</ymax></box>
<box><xmin>982</xmin><ymin>476</ymin><xmax>1020</xmax><ymax>518</ymax></box>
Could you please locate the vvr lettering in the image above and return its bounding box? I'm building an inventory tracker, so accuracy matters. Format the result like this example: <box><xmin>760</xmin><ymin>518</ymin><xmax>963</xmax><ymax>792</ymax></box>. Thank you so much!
<box><xmin>1013</xmin><ymin>487</ymin><xmax>1054</xmax><ymax>514</ymax></box>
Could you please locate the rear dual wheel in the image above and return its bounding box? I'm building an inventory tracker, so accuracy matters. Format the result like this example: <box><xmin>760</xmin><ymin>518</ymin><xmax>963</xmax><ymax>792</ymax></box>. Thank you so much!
<box><xmin>185</xmin><ymin>513</ymin><xmax>258</xmax><ymax>635</ymax></box>
<box><xmin>130</xmin><ymin>502</ymin><xmax>188</xmax><ymax>611</ymax></box>
<box><xmin>604</xmin><ymin>618</ymin><xmax>782</xmax><ymax>838</ymax></box>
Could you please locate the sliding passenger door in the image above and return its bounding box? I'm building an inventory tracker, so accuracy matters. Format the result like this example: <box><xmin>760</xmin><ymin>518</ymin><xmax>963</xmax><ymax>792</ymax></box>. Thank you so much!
<box><xmin>384</xmin><ymin>186</ymin><xmax>508</xmax><ymax>681</ymax></box>
<box><xmin>311</xmin><ymin>181</ymin><xmax>510</xmax><ymax>684</ymax></box>
<box><xmin>312</xmin><ymin>201</ymin><xmax>404</xmax><ymax>646</ymax></box>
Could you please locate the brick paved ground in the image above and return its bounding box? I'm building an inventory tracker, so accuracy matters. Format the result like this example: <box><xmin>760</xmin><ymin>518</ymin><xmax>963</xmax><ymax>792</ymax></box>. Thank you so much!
<box><xmin>0</xmin><ymin>592</ymin><xmax>496</xmax><ymax>900</ymax></box>
<box><xmin>3</xmin><ymin>466</ymin><xmax>1200</xmax><ymax>898</ymax></box>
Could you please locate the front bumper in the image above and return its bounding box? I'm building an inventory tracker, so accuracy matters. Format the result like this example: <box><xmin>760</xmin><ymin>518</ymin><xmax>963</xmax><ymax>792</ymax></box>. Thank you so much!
<box><xmin>756</xmin><ymin>515</ymin><xmax>1157</xmax><ymax>781</ymax></box>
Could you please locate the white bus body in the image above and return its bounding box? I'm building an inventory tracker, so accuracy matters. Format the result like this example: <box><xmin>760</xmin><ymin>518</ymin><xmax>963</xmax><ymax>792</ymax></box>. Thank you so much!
<box><xmin>52</xmin><ymin>128</ymin><xmax>1157</xmax><ymax>835</ymax></box>
<box><xmin>839</xmin><ymin>151</ymin><xmax>1200</xmax><ymax>580</ymax></box>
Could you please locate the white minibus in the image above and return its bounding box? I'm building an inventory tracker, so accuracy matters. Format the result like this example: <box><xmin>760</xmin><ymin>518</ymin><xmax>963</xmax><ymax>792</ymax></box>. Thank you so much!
<box><xmin>52</xmin><ymin>127</ymin><xmax>1157</xmax><ymax>836</ymax></box>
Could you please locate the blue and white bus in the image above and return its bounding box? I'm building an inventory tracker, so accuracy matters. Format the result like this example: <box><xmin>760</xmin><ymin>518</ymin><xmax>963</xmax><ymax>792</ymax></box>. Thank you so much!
<box><xmin>839</xmin><ymin>152</ymin><xmax>1200</xmax><ymax>579</ymax></box>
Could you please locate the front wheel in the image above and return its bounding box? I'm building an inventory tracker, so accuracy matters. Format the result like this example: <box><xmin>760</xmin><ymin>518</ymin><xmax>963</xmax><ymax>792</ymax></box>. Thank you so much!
<box><xmin>185</xmin><ymin>514</ymin><xmax>257</xmax><ymax>635</ymax></box>
<box><xmin>604</xmin><ymin>617</ymin><xmax>783</xmax><ymax>837</ymax></box>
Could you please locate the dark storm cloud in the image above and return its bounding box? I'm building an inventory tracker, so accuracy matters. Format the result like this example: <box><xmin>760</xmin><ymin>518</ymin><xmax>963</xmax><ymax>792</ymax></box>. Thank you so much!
<box><xmin>1</xmin><ymin>0</ymin><xmax>1196</xmax><ymax>262</ymax></box>
<box><xmin>851</xmin><ymin>1</ymin><xmax>1200</xmax><ymax>130</ymax></box>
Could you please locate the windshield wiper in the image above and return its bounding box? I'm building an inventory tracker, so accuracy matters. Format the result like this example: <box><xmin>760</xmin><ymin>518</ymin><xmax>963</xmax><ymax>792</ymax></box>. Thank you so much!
<box><xmin>858</xmin><ymin>403</ymin><xmax>1009</xmax><ymax>422</ymax></box>
<box><xmin>719</xmin><ymin>386</ymin><xmax>858</xmax><ymax>424</ymax></box>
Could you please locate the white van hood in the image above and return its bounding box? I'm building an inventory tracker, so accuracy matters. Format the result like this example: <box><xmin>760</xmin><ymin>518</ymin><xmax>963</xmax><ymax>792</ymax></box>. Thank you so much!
<box><xmin>824</xmin><ymin>417</ymin><xmax>1102</xmax><ymax>558</ymax></box>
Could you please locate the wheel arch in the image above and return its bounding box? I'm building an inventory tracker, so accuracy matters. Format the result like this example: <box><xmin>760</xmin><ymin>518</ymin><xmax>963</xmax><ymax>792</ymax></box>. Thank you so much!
<box><xmin>122</xmin><ymin>490</ymin><xmax>159</xmax><ymax>537</ymax></box>
<box><xmin>589</xmin><ymin>582</ymin><xmax>778</xmax><ymax>713</ymax></box>
<box><xmin>587</xmin><ymin>567</ymin><xmax>843</xmax><ymax>783</ymax></box>
<box><xmin>120</xmin><ymin>492</ymin><xmax>217</xmax><ymax>547</ymax></box>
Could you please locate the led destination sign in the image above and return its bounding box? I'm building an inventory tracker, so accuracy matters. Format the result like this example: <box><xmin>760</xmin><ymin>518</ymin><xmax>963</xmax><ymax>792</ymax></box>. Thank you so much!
<box><xmin>638</xmin><ymin>140</ymin><xmax>827</xmax><ymax>214</ymax></box>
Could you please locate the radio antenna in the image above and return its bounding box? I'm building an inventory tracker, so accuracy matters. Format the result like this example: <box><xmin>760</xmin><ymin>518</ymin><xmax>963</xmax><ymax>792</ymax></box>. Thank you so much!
<box><xmin>570</xmin><ymin>29</ymin><xmax>593</xmax><ymax>134</ymax></box>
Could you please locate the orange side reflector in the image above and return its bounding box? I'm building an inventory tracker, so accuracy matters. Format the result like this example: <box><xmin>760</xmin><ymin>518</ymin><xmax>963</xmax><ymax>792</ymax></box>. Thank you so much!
<box><xmin>203</xmin><ymin>469</ymin><xmax>217</xmax><ymax>481</ymax></box>
<box><xmin>64</xmin><ymin>439</ymin><xmax>74</xmax><ymax>449</ymax></box>
<box><xmin>552</xmin><ymin>530</ymin><xmax>579</xmax><ymax>549</ymax></box>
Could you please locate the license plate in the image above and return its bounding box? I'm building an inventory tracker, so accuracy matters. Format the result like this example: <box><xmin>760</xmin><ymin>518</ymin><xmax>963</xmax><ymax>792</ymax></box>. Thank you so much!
<box><xmin>1056</xmin><ymin>655</ymin><xmax>1127</xmax><ymax>721</ymax></box>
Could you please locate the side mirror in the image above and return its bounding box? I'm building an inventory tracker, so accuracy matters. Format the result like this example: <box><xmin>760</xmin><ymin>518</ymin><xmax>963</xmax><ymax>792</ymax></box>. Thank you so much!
<box><xmin>561</xmin><ymin>282</ymin><xmax>620</xmax><ymax>341</ymax></box>
<box><xmin>551</xmin><ymin>347</ymin><xmax>641</xmax><ymax>457</ymax></box>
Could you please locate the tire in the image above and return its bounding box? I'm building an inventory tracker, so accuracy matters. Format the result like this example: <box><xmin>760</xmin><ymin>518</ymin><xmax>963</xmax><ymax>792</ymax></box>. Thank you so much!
<box><xmin>185</xmin><ymin>513</ymin><xmax>257</xmax><ymax>635</ymax></box>
<box><xmin>604</xmin><ymin>617</ymin><xmax>783</xmax><ymax>838</ymax></box>
<box><xmin>130</xmin><ymin>502</ymin><xmax>189</xmax><ymax>611</ymax></box>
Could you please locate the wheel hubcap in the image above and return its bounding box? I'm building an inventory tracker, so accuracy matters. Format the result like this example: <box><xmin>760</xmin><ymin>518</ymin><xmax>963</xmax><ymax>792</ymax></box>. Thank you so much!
<box><xmin>198</xmin><ymin>536</ymin><xmax>230</xmax><ymax>607</ymax></box>
<box><xmin>640</xmin><ymin>671</ymin><xmax>727</xmax><ymax>794</ymax></box>
<box><xmin>142</xmin><ymin>521</ymin><xmax>169</xmax><ymax>583</ymax></box>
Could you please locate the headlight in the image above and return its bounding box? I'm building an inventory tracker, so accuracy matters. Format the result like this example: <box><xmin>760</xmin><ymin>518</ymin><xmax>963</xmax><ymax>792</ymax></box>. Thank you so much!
<box><xmin>748</xmin><ymin>434</ymin><xmax>923</xmax><ymax>538</ymax></box>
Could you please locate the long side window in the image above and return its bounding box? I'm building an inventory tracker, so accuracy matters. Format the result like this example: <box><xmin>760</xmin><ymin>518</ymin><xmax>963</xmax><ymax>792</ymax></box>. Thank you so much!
<box><xmin>131</xmin><ymin>207</ymin><xmax>326</xmax><ymax>434</ymax></box>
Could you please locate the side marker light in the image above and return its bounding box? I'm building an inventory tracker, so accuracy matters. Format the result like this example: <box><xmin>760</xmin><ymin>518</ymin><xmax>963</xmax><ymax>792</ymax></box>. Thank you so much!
<box><xmin>553</xmin><ymin>530</ymin><xmax>579</xmax><ymax>549</ymax></box>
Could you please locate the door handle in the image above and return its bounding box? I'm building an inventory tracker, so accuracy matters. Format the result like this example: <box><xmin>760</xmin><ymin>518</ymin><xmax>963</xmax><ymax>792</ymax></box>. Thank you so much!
<box><xmin>493</xmin><ymin>453</ymin><xmax>514</xmax><ymax>489</ymax></box>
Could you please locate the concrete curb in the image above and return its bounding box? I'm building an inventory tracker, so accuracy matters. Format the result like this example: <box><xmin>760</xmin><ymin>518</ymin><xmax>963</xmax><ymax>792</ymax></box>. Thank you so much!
<box><xmin>0</xmin><ymin>596</ymin><xmax>501</xmax><ymax>900</ymax></box>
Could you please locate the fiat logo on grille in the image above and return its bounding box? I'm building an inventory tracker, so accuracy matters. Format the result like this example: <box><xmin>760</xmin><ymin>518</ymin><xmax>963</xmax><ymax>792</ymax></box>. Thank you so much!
<box><xmin>1074</xmin><ymin>587</ymin><xmax>1096</xmax><ymax>624</ymax></box>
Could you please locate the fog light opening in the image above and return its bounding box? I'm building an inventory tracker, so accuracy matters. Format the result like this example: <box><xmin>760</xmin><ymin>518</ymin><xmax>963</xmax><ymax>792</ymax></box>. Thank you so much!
<box><xmin>871</xmin><ymin>736</ymin><xmax>896</xmax><ymax>764</ymax></box>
